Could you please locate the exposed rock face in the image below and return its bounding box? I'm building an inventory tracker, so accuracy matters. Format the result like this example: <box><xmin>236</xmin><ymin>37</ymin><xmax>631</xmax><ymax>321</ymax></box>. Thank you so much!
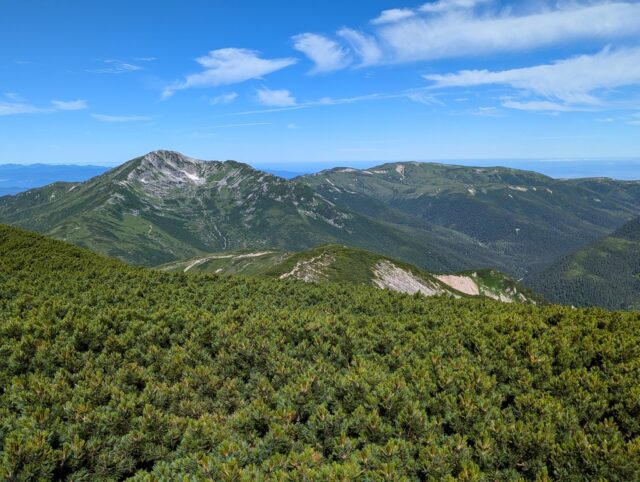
<box><xmin>373</xmin><ymin>261</ymin><xmax>442</xmax><ymax>296</ymax></box>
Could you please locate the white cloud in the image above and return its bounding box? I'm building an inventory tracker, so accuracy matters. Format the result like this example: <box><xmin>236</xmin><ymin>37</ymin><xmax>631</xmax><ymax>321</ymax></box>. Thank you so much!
<box><xmin>371</xmin><ymin>8</ymin><xmax>416</xmax><ymax>25</ymax></box>
<box><xmin>426</xmin><ymin>48</ymin><xmax>640</xmax><ymax>110</ymax></box>
<box><xmin>292</xmin><ymin>33</ymin><xmax>351</xmax><ymax>73</ymax></box>
<box><xmin>163</xmin><ymin>48</ymin><xmax>296</xmax><ymax>98</ymax></box>
<box><xmin>210</xmin><ymin>92</ymin><xmax>239</xmax><ymax>105</ymax></box>
<box><xmin>91</xmin><ymin>114</ymin><xmax>151</xmax><ymax>122</ymax></box>
<box><xmin>370</xmin><ymin>0</ymin><xmax>488</xmax><ymax>25</ymax></box>
<box><xmin>211</xmin><ymin>122</ymin><xmax>271</xmax><ymax>128</ymax></box>
<box><xmin>0</xmin><ymin>94</ymin><xmax>88</xmax><ymax>115</ymax></box>
<box><xmin>51</xmin><ymin>99</ymin><xmax>88</xmax><ymax>111</ymax></box>
<box><xmin>5</xmin><ymin>93</ymin><xmax>26</xmax><ymax>102</ymax></box>
<box><xmin>0</xmin><ymin>93</ymin><xmax>45</xmax><ymax>115</ymax></box>
<box><xmin>232</xmin><ymin>88</ymin><xmax>443</xmax><ymax>115</ymax></box>
<box><xmin>87</xmin><ymin>59</ymin><xmax>142</xmax><ymax>74</ymax></box>
<box><xmin>256</xmin><ymin>87</ymin><xmax>296</xmax><ymax>107</ymax></box>
<box><xmin>406</xmin><ymin>92</ymin><xmax>442</xmax><ymax>106</ymax></box>
<box><xmin>419</xmin><ymin>0</ymin><xmax>490</xmax><ymax>13</ymax></box>
<box><xmin>470</xmin><ymin>106</ymin><xmax>502</xmax><ymax>116</ymax></box>
<box><xmin>378</xmin><ymin>2</ymin><xmax>640</xmax><ymax>62</ymax></box>
<box><xmin>500</xmin><ymin>100</ymin><xmax>583</xmax><ymax>113</ymax></box>
<box><xmin>0</xmin><ymin>102</ymin><xmax>47</xmax><ymax>116</ymax></box>
<box><xmin>337</xmin><ymin>28</ymin><xmax>383</xmax><ymax>66</ymax></box>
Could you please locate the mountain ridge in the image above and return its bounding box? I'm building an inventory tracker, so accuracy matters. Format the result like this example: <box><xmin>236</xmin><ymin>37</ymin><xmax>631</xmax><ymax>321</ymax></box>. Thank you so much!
<box><xmin>298</xmin><ymin>162</ymin><xmax>640</xmax><ymax>277</ymax></box>
<box><xmin>0</xmin><ymin>151</ymin><xmax>469</xmax><ymax>270</ymax></box>
<box><xmin>158</xmin><ymin>243</ymin><xmax>542</xmax><ymax>304</ymax></box>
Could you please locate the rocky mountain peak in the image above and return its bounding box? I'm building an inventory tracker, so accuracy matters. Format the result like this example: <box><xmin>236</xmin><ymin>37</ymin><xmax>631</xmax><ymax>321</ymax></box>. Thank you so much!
<box><xmin>127</xmin><ymin>150</ymin><xmax>209</xmax><ymax>187</ymax></box>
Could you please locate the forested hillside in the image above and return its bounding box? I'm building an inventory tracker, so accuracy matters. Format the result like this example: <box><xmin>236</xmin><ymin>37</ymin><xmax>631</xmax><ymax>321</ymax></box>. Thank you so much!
<box><xmin>299</xmin><ymin>163</ymin><xmax>640</xmax><ymax>276</ymax></box>
<box><xmin>528</xmin><ymin>216</ymin><xmax>640</xmax><ymax>310</ymax></box>
<box><xmin>1</xmin><ymin>224</ymin><xmax>639</xmax><ymax>480</ymax></box>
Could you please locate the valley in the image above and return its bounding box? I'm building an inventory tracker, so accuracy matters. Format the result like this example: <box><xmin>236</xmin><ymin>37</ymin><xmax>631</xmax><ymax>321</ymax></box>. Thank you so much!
<box><xmin>529</xmin><ymin>216</ymin><xmax>640</xmax><ymax>310</ymax></box>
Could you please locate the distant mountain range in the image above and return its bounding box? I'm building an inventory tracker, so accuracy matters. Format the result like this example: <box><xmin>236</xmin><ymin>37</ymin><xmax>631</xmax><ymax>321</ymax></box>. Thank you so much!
<box><xmin>528</xmin><ymin>216</ymin><xmax>640</xmax><ymax>310</ymax></box>
<box><xmin>1</xmin><ymin>150</ymin><xmax>638</xmax><ymax>309</ymax></box>
<box><xmin>0</xmin><ymin>163</ymin><xmax>108</xmax><ymax>195</ymax></box>
<box><xmin>158</xmin><ymin>243</ymin><xmax>541</xmax><ymax>304</ymax></box>
<box><xmin>0</xmin><ymin>151</ymin><xmax>466</xmax><ymax>269</ymax></box>
<box><xmin>299</xmin><ymin>163</ymin><xmax>640</xmax><ymax>277</ymax></box>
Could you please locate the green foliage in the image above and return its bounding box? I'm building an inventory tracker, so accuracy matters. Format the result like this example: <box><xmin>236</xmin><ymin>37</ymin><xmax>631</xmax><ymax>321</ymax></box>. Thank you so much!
<box><xmin>1</xmin><ymin>224</ymin><xmax>639</xmax><ymax>480</ymax></box>
<box><xmin>529</xmin><ymin>217</ymin><xmax>640</xmax><ymax>310</ymax></box>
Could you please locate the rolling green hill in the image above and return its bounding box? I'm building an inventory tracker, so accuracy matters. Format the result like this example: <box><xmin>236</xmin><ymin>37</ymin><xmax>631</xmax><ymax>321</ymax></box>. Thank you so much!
<box><xmin>298</xmin><ymin>162</ymin><xmax>640</xmax><ymax>277</ymax></box>
<box><xmin>528</xmin><ymin>216</ymin><xmax>640</xmax><ymax>310</ymax></box>
<box><xmin>1</xmin><ymin>224</ymin><xmax>640</xmax><ymax>480</ymax></box>
<box><xmin>159</xmin><ymin>244</ymin><xmax>541</xmax><ymax>304</ymax></box>
<box><xmin>0</xmin><ymin>151</ymin><xmax>468</xmax><ymax>271</ymax></box>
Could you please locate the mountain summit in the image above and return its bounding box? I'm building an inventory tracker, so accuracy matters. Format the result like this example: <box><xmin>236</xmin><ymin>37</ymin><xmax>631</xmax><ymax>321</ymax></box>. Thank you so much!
<box><xmin>0</xmin><ymin>151</ymin><xmax>461</xmax><ymax>268</ymax></box>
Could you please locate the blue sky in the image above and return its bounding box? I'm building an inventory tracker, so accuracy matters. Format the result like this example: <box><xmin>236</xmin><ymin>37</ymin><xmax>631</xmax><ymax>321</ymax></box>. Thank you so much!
<box><xmin>1</xmin><ymin>0</ymin><xmax>640</xmax><ymax>168</ymax></box>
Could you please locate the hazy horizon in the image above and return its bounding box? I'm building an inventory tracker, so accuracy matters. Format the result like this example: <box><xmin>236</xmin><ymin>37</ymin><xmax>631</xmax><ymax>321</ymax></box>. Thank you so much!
<box><xmin>2</xmin><ymin>155</ymin><xmax>640</xmax><ymax>181</ymax></box>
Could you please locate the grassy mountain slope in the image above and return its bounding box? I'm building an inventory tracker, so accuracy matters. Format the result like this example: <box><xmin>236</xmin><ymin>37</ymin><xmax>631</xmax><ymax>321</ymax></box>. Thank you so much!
<box><xmin>159</xmin><ymin>244</ymin><xmax>541</xmax><ymax>303</ymax></box>
<box><xmin>2</xmin><ymin>224</ymin><xmax>640</xmax><ymax>480</ymax></box>
<box><xmin>298</xmin><ymin>162</ymin><xmax>640</xmax><ymax>277</ymax></box>
<box><xmin>0</xmin><ymin>151</ymin><xmax>467</xmax><ymax>270</ymax></box>
<box><xmin>528</xmin><ymin>216</ymin><xmax>640</xmax><ymax>310</ymax></box>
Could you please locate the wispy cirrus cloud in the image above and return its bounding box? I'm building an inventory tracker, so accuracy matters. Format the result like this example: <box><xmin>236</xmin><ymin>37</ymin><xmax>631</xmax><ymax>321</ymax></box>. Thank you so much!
<box><xmin>292</xmin><ymin>33</ymin><xmax>351</xmax><ymax>73</ymax></box>
<box><xmin>51</xmin><ymin>99</ymin><xmax>88</xmax><ymax>111</ymax></box>
<box><xmin>271</xmin><ymin>0</ymin><xmax>640</xmax><ymax>121</ymax></box>
<box><xmin>297</xmin><ymin>2</ymin><xmax>640</xmax><ymax>70</ymax></box>
<box><xmin>87</xmin><ymin>59</ymin><xmax>144</xmax><ymax>74</ymax></box>
<box><xmin>0</xmin><ymin>94</ymin><xmax>89</xmax><ymax>116</ymax></box>
<box><xmin>162</xmin><ymin>48</ymin><xmax>296</xmax><ymax>99</ymax></box>
<box><xmin>0</xmin><ymin>102</ymin><xmax>47</xmax><ymax>116</ymax></box>
<box><xmin>5</xmin><ymin>93</ymin><xmax>26</xmax><ymax>102</ymax></box>
<box><xmin>378</xmin><ymin>2</ymin><xmax>640</xmax><ymax>63</ymax></box>
<box><xmin>419</xmin><ymin>0</ymin><xmax>491</xmax><ymax>14</ymax></box>
<box><xmin>371</xmin><ymin>8</ymin><xmax>416</xmax><ymax>25</ymax></box>
<box><xmin>209</xmin><ymin>92</ymin><xmax>239</xmax><ymax>105</ymax></box>
<box><xmin>256</xmin><ymin>87</ymin><xmax>296</xmax><ymax>107</ymax></box>
<box><xmin>426</xmin><ymin>47</ymin><xmax>640</xmax><ymax>111</ymax></box>
<box><xmin>211</xmin><ymin>122</ymin><xmax>272</xmax><ymax>128</ymax></box>
<box><xmin>91</xmin><ymin>114</ymin><xmax>151</xmax><ymax>122</ymax></box>
<box><xmin>337</xmin><ymin>29</ymin><xmax>383</xmax><ymax>66</ymax></box>
<box><xmin>232</xmin><ymin>88</ymin><xmax>441</xmax><ymax>115</ymax></box>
